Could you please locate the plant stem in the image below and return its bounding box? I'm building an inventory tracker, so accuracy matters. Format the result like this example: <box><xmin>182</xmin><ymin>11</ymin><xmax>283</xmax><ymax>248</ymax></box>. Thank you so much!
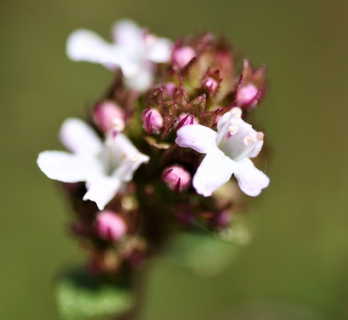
<box><xmin>116</xmin><ymin>267</ymin><xmax>147</xmax><ymax>320</ymax></box>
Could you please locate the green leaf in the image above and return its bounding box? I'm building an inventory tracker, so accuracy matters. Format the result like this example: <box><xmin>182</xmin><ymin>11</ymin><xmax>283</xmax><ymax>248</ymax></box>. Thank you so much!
<box><xmin>164</xmin><ymin>230</ymin><xmax>243</xmax><ymax>276</ymax></box>
<box><xmin>56</xmin><ymin>267</ymin><xmax>134</xmax><ymax>320</ymax></box>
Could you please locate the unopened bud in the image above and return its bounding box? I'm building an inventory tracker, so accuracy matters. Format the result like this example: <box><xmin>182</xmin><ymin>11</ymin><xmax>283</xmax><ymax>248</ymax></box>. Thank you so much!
<box><xmin>173</xmin><ymin>46</ymin><xmax>196</xmax><ymax>69</ymax></box>
<box><xmin>164</xmin><ymin>82</ymin><xmax>176</xmax><ymax>99</ymax></box>
<box><xmin>141</xmin><ymin>108</ymin><xmax>163</xmax><ymax>134</ymax></box>
<box><xmin>176</xmin><ymin>113</ymin><xmax>198</xmax><ymax>130</ymax></box>
<box><xmin>203</xmin><ymin>77</ymin><xmax>218</xmax><ymax>92</ymax></box>
<box><xmin>93</xmin><ymin>101</ymin><xmax>125</xmax><ymax>132</ymax></box>
<box><xmin>162</xmin><ymin>165</ymin><xmax>191</xmax><ymax>192</ymax></box>
<box><xmin>236</xmin><ymin>84</ymin><xmax>258</xmax><ymax>107</ymax></box>
<box><xmin>95</xmin><ymin>211</ymin><xmax>127</xmax><ymax>242</ymax></box>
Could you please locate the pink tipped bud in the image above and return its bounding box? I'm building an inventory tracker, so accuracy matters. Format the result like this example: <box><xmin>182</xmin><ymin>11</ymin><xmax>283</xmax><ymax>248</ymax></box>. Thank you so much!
<box><xmin>95</xmin><ymin>211</ymin><xmax>127</xmax><ymax>242</ymax></box>
<box><xmin>141</xmin><ymin>108</ymin><xmax>164</xmax><ymax>134</ymax></box>
<box><xmin>173</xmin><ymin>46</ymin><xmax>196</xmax><ymax>69</ymax></box>
<box><xmin>236</xmin><ymin>84</ymin><xmax>258</xmax><ymax>107</ymax></box>
<box><xmin>176</xmin><ymin>113</ymin><xmax>198</xmax><ymax>130</ymax></box>
<box><xmin>164</xmin><ymin>82</ymin><xmax>176</xmax><ymax>99</ymax></box>
<box><xmin>162</xmin><ymin>165</ymin><xmax>191</xmax><ymax>192</ymax></box>
<box><xmin>93</xmin><ymin>101</ymin><xmax>125</xmax><ymax>133</ymax></box>
<box><xmin>203</xmin><ymin>77</ymin><xmax>218</xmax><ymax>92</ymax></box>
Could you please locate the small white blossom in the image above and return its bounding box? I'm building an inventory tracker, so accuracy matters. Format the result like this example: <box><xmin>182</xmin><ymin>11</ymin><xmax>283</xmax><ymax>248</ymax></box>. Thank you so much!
<box><xmin>175</xmin><ymin>108</ymin><xmax>269</xmax><ymax>197</ymax></box>
<box><xmin>66</xmin><ymin>19</ymin><xmax>172</xmax><ymax>91</ymax></box>
<box><xmin>37</xmin><ymin>118</ymin><xmax>149</xmax><ymax>210</ymax></box>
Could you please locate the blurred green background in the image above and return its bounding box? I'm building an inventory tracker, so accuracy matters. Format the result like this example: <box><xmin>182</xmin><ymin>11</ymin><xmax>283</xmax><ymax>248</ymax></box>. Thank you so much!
<box><xmin>1</xmin><ymin>0</ymin><xmax>347</xmax><ymax>319</ymax></box>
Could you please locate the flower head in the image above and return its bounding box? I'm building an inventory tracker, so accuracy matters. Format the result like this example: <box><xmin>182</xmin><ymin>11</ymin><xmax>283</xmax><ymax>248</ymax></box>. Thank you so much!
<box><xmin>37</xmin><ymin>118</ymin><xmax>149</xmax><ymax>210</ymax></box>
<box><xmin>175</xmin><ymin>108</ymin><xmax>269</xmax><ymax>197</ymax></box>
<box><xmin>66</xmin><ymin>20</ymin><xmax>172</xmax><ymax>91</ymax></box>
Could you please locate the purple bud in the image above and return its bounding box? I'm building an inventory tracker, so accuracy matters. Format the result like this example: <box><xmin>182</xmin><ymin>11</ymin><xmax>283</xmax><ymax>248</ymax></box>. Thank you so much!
<box><xmin>203</xmin><ymin>77</ymin><xmax>218</xmax><ymax>92</ymax></box>
<box><xmin>176</xmin><ymin>113</ymin><xmax>198</xmax><ymax>130</ymax></box>
<box><xmin>162</xmin><ymin>165</ymin><xmax>191</xmax><ymax>192</ymax></box>
<box><xmin>164</xmin><ymin>82</ymin><xmax>176</xmax><ymax>99</ymax></box>
<box><xmin>95</xmin><ymin>211</ymin><xmax>127</xmax><ymax>242</ymax></box>
<box><xmin>172</xmin><ymin>46</ymin><xmax>196</xmax><ymax>69</ymax></box>
<box><xmin>236</xmin><ymin>84</ymin><xmax>258</xmax><ymax>107</ymax></box>
<box><xmin>93</xmin><ymin>101</ymin><xmax>125</xmax><ymax>133</ymax></box>
<box><xmin>141</xmin><ymin>108</ymin><xmax>164</xmax><ymax>134</ymax></box>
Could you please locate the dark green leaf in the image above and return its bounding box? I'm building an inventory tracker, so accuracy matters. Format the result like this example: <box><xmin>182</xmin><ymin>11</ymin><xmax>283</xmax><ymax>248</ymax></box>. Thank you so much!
<box><xmin>56</xmin><ymin>267</ymin><xmax>134</xmax><ymax>320</ymax></box>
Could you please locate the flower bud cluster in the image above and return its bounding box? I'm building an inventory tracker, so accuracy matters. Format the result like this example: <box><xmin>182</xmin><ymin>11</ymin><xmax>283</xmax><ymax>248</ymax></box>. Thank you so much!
<box><xmin>38</xmin><ymin>20</ymin><xmax>270</xmax><ymax>276</ymax></box>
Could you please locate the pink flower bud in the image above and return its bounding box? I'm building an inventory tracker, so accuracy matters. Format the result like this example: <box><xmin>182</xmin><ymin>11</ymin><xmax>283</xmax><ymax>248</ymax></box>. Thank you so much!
<box><xmin>173</xmin><ymin>46</ymin><xmax>196</xmax><ymax>69</ymax></box>
<box><xmin>162</xmin><ymin>165</ymin><xmax>191</xmax><ymax>192</ymax></box>
<box><xmin>164</xmin><ymin>82</ymin><xmax>176</xmax><ymax>99</ymax></box>
<box><xmin>95</xmin><ymin>211</ymin><xmax>127</xmax><ymax>242</ymax></box>
<box><xmin>203</xmin><ymin>77</ymin><xmax>218</xmax><ymax>92</ymax></box>
<box><xmin>236</xmin><ymin>84</ymin><xmax>258</xmax><ymax>107</ymax></box>
<box><xmin>93</xmin><ymin>101</ymin><xmax>125</xmax><ymax>133</ymax></box>
<box><xmin>141</xmin><ymin>108</ymin><xmax>164</xmax><ymax>134</ymax></box>
<box><xmin>176</xmin><ymin>113</ymin><xmax>198</xmax><ymax>130</ymax></box>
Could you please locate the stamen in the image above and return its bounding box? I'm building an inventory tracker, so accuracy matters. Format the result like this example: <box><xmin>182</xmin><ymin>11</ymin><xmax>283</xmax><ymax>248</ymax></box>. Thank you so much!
<box><xmin>131</xmin><ymin>154</ymin><xmax>139</xmax><ymax>162</ymax></box>
<box><xmin>243</xmin><ymin>135</ymin><xmax>254</xmax><ymax>145</ymax></box>
<box><xmin>113</xmin><ymin>118</ymin><xmax>125</xmax><ymax>132</ymax></box>
<box><xmin>231</xmin><ymin>107</ymin><xmax>242</xmax><ymax>118</ymax></box>
<box><xmin>228</xmin><ymin>125</ymin><xmax>238</xmax><ymax>136</ymax></box>
<box><xmin>257</xmin><ymin>132</ymin><xmax>264</xmax><ymax>140</ymax></box>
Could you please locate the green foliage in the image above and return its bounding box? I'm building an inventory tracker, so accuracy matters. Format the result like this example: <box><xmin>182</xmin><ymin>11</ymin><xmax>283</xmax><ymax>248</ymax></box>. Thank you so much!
<box><xmin>56</xmin><ymin>267</ymin><xmax>134</xmax><ymax>320</ymax></box>
<box><xmin>164</xmin><ymin>231</ymin><xmax>243</xmax><ymax>276</ymax></box>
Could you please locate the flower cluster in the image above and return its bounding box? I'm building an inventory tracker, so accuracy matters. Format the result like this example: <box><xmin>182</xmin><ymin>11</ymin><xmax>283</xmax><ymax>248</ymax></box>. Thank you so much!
<box><xmin>38</xmin><ymin>20</ymin><xmax>270</xmax><ymax>275</ymax></box>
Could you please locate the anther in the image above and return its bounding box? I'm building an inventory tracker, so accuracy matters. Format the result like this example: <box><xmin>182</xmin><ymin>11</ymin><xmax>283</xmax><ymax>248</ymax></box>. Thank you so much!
<box><xmin>243</xmin><ymin>135</ymin><xmax>254</xmax><ymax>145</ymax></box>
<box><xmin>113</xmin><ymin>118</ymin><xmax>125</xmax><ymax>132</ymax></box>
<box><xmin>131</xmin><ymin>154</ymin><xmax>139</xmax><ymax>162</ymax></box>
<box><xmin>231</xmin><ymin>107</ymin><xmax>242</xmax><ymax>118</ymax></box>
<box><xmin>228</xmin><ymin>125</ymin><xmax>238</xmax><ymax>136</ymax></box>
<box><xmin>257</xmin><ymin>132</ymin><xmax>264</xmax><ymax>140</ymax></box>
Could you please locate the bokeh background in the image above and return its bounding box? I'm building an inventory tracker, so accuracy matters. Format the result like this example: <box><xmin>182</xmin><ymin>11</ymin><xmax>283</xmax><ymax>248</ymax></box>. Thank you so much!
<box><xmin>1</xmin><ymin>0</ymin><xmax>347</xmax><ymax>319</ymax></box>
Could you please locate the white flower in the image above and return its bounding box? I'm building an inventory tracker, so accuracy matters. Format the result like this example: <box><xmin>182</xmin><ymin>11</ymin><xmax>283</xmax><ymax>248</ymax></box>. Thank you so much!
<box><xmin>37</xmin><ymin>118</ymin><xmax>149</xmax><ymax>210</ymax></box>
<box><xmin>66</xmin><ymin>19</ymin><xmax>172</xmax><ymax>91</ymax></box>
<box><xmin>175</xmin><ymin>108</ymin><xmax>269</xmax><ymax>197</ymax></box>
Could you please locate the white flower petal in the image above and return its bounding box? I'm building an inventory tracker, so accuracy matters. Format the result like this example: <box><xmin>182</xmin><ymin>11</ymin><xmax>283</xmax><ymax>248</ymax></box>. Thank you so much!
<box><xmin>248</xmin><ymin>140</ymin><xmax>264</xmax><ymax>158</ymax></box>
<box><xmin>66</xmin><ymin>29</ymin><xmax>127</xmax><ymax>67</ymax></box>
<box><xmin>112</xmin><ymin>20</ymin><xmax>143</xmax><ymax>54</ymax></box>
<box><xmin>110</xmin><ymin>133</ymin><xmax>150</xmax><ymax>181</ymax></box>
<box><xmin>37</xmin><ymin>151</ymin><xmax>103</xmax><ymax>183</ymax></box>
<box><xmin>84</xmin><ymin>177</ymin><xmax>121</xmax><ymax>210</ymax></box>
<box><xmin>218</xmin><ymin>115</ymin><xmax>262</xmax><ymax>161</ymax></box>
<box><xmin>234</xmin><ymin>158</ymin><xmax>270</xmax><ymax>197</ymax></box>
<box><xmin>146</xmin><ymin>38</ymin><xmax>172</xmax><ymax>63</ymax></box>
<box><xmin>124</xmin><ymin>64</ymin><xmax>154</xmax><ymax>91</ymax></box>
<box><xmin>59</xmin><ymin>118</ymin><xmax>103</xmax><ymax>155</ymax></box>
<box><xmin>193</xmin><ymin>149</ymin><xmax>236</xmax><ymax>197</ymax></box>
<box><xmin>176</xmin><ymin>125</ymin><xmax>218</xmax><ymax>154</ymax></box>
